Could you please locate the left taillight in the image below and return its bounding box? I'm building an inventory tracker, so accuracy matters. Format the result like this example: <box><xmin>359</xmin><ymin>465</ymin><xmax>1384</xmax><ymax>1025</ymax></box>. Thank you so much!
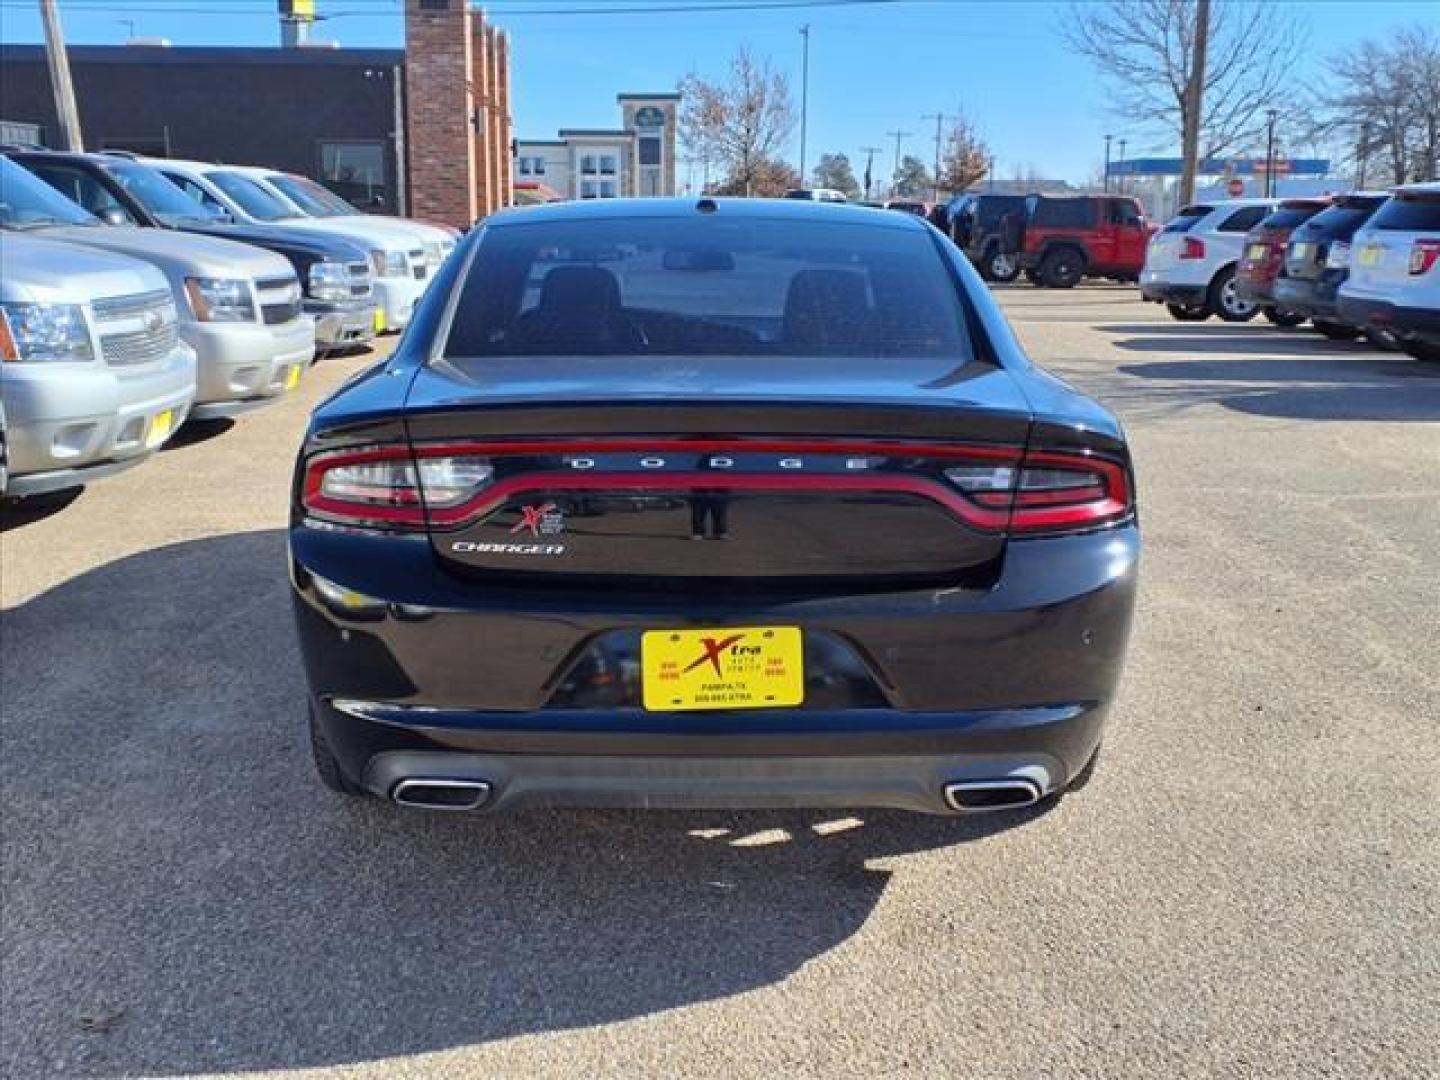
<box><xmin>301</xmin><ymin>445</ymin><xmax>494</xmax><ymax>529</ymax></box>
<box><xmin>1409</xmin><ymin>239</ymin><xmax>1440</xmax><ymax>276</ymax></box>
<box><xmin>945</xmin><ymin>451</ymin><xmax>1132</xmax><ymax>534</ymax></box>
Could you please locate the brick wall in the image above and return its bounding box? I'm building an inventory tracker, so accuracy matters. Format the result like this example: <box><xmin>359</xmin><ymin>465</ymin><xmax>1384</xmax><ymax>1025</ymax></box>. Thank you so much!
<box><xmin>404</xmin><ymin>0</ymin><xmax>476</xmax><ymax>227</ymax></box>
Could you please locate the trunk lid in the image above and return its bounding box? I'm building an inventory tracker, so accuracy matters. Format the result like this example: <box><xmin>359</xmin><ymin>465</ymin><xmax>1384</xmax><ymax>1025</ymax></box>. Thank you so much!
<box><xmin>403</xmin><ymin>356</ymin><xmax>1033</xmax><ymax>587</ymax></box>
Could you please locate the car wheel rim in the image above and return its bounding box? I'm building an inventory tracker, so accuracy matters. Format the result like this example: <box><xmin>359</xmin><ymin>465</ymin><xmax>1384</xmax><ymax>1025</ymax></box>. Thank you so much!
<box><xmin>992</xmin><ymin>254</ymin><xmax>1015</xmax><ymax>277</ymax></box>
<box><xmin>1221</xmin><ymin>279</ymin><xmax>1254</xmax><ymax>316</ymax></box>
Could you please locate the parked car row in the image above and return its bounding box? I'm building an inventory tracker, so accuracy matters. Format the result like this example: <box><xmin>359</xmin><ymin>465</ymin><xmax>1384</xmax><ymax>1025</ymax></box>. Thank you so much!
<box><xmin>0</xmin><ymin>150</ymin><xmax>458</xmax><ymax>499</ymax></box>
<box><xmin>938</xmin><ymin>193</ymin><xmax>1155</xmax><ymax>288</ymax></box>
<box><xmin>1139</xmin><ymin>183</ymin><xmax>1440</xmax><ymax>363</ymax></box>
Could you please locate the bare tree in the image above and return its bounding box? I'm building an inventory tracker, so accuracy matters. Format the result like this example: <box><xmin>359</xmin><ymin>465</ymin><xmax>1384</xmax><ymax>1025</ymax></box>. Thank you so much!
<box><xmin>709</xmin><ymin>156</ymin><xmax>800</xmax><ymax>198</ymax></box>
<box><xmin>1064</xmin><ymin>1</ymin><xmax>1306</xmax><ymax>164</ymax></box>
<box><xmin>937</xmin><ymin>114</ymin><xmax>990</xmax><ymax>194</ymax></box>
<box><xmin>1315</xmin><ymin>24</ymin><xmax>1440</xmax><ymax>185</ymax></box>
<box><xmin>678</xmin><ymin>47</ymin><xmax>796</xmax><ymax>196</ymax></box>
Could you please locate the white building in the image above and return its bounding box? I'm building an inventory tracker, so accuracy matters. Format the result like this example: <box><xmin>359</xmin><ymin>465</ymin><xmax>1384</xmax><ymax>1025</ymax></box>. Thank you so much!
<box><xmin>515</xmin><ymin>93</ymin><xmax>679</xmax><ymax>201</ymax></box>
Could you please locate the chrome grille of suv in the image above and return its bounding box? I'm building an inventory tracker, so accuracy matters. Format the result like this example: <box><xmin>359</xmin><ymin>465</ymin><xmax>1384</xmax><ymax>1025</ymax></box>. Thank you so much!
<box><xmin>347</xmin><ymin>261</ymin><xmax>374</xmax><ymax>299</ymax></box>
<box><xmin>256</xmin><ymin>274</ymin><xmax>302</xmax><ymax>326</ymax></box>
<box><xmin>93</xmin><ymin>289</ymin><xmax>178</xmax><ymax>367</ymax></box>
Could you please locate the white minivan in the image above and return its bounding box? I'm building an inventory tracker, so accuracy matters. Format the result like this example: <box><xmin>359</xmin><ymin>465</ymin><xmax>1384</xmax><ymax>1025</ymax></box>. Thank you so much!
<box><xmin>1140</xmin><ymin>199</ymin><xmax>1277</xmax><ymax>322</ymax></box>
<box><xmin>1338</xmin><ymin>182</ymin><xmax>1440</xmax><ymax>363</ymax></box>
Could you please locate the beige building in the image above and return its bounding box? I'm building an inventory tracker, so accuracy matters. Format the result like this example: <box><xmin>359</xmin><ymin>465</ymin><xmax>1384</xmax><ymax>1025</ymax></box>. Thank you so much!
<box><xmin>515</xmin><ymin>92</ymin><xmax>679</xmax><ymax>201</ymax></box>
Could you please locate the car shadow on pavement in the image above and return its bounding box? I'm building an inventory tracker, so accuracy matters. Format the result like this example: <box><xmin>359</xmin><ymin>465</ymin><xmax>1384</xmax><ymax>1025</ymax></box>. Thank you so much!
<box><xmin>0</xmin><ymin>530</ymin><xmax>1049</xmax><ymax>1078</ymax></box>
<box><xmin>0</xmin><ymin>488</ymin><xmax>84</xmax><ymax>532</ymax></box>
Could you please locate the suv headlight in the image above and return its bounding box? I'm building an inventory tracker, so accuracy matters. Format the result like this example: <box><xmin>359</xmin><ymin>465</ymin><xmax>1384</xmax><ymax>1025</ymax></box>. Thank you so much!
<box><xmin>370</xmin><ymin>249</ymin><xmax>408</xmax><ymax>278</ymax></box>
<box><xmin>308</xmin><ymin>261</ymin><xmax>354</xmax><ymax>302</ymax></box>
<box><xmin>184</xmin><ymin>277</ymin><xmax>256</xmax><ymax>322</ymax></box>
<box><xmin>0</xmin><ymin>302</ymin><xmax>94</xmax><ymax>364</ymax></box>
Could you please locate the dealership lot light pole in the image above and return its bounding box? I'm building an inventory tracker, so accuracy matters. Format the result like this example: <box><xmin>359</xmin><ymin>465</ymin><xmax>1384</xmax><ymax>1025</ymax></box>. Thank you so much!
<box><xmin>798</xmin><ymin>25</ymin><xmax>811</xmax><ymax>184</ymax></box>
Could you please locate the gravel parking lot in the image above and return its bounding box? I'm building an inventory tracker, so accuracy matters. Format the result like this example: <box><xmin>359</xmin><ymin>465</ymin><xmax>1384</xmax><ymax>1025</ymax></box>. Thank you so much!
<box><xmin>3</xmin><ymin>287</ymin><xmax>1437</xmax><ymax>1079</ymax></box>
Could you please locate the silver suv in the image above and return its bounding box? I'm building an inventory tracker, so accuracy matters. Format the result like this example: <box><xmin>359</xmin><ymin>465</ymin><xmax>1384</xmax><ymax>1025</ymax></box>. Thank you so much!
<box><xmin>1338</xmin><ymin>182</ymin><xmax>1440</xmax><ymax>363</ymax></box>
<box><xmin>1</xmin><ymin>156</ymin><xmax>314</xmax><ymax>420</ymax></box>
<box><xmin>1</xmin><ymin>233</ymin><xmax>195</xmax><ymax>497</ymax></box>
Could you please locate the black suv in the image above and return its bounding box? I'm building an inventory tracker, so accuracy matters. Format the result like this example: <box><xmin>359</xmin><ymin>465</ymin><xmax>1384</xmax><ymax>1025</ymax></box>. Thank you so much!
<box><xmin>10</xmin><ymin>150</ymin><xmax>376</xmax><ymax>353</ymax></box>
<box><xmin>940</xmin><ymin>193</ymin><xmax>1028</xmax><ymax>281</ymax></box>
<box><xmin>1272</xmin><ymin>193</ymin><xmax>1391</xmax><ymax>337</ymax></box>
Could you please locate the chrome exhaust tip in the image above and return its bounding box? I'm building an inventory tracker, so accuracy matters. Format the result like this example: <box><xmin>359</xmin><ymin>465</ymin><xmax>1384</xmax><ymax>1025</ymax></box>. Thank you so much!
<box><xmin>392</xmin><ymin>778</ymin><xmax>491</xmax><ymax>811</ymax></box>
<box><xmin>943</xmin><ymin>778</ymin><xmax>1043</xmax><ymax>812</ymax></box>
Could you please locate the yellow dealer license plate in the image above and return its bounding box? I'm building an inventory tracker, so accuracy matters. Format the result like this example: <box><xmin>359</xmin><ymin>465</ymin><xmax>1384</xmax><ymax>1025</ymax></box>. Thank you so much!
<box><xmin>1246</xmin><ymin>243</ymin><xmax>1268</xmax><ymax>260</ymax></box>
<box><xmin>641</xmin><ymin>627</ymin><xmax>804</xmax><ymax>712</ymax></box>
<box><xmin>146</xmin><ymin>409</ymin><xmax>174</xmax><ymax>447</ymax></box>
<box><xmin>285</xmin><ymin>364</ymin><xmax>302</xmax><ymax>390</ymax></box>
<box><xmin>1359</xmin><ymin>245</ymin><xmax>1382</xmax><ymax>267</ymax></box>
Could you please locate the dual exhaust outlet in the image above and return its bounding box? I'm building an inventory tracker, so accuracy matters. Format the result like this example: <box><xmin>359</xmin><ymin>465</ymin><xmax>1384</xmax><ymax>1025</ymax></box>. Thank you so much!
<box><xmin>391</xmin><ymin>776</ymin><xmax>1043</xmax><ymax>813</ymax></box>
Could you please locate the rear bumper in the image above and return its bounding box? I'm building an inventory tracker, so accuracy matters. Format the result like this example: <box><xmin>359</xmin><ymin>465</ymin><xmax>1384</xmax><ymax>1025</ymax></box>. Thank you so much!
<box><xmin>1140</xmin><ymin>282</ymin><xmax>1208</xmax><ymax>306</ymax></box>
<box><xmin>1271</xmin><ymin>276</ymin><xmax>1341</xmax><ymax>321</ymax></box>
<box><xmin>319</xmin><ymin>700</ymin><xmax>1105</xmax><ymax>813</ymax></box>
<box><xmin>373</xmin><ymin>278</ymin><xmax>425</xmax><ymax>333</ymax></box>
<box><xmin>291</xmin><ymin>525</ymin><xmax>1139</xmax><ymax>814</ymax></box>
<box><xmin>1337</xmin><ymin>292</ymin><xmax>1440</xmax><ymax>340</ymax></box>
<box><xmin>1234</xmin><ymin>275</ymin><xmax>1277</xmax><ymax>304</ymax></box>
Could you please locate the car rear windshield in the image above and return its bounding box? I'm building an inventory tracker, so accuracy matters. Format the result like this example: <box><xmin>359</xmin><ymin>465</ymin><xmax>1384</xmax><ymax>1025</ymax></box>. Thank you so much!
<box><xmin>1368</xmin><ymin>194</ymin><xmax>1440</xmax><ymax>231</ymax></box>
<box><xmin>1163</xmin><ymin>206</ymin><xmax>1212</xmax><ymax>233</ymax></box>
<box><xmin>1294</xmin><ymin>204</ymin><xmax>1378</xmax><ymax>240</ymax></box>
<box><xmin>443</xmin><ymin>215</ymin><xmax>970</xmax><ymax>361</ymax></box>
<box><xmin>1260</xmin><ymin>205</ymin><xmax>1324</xmax><ymax>230</ymax></box>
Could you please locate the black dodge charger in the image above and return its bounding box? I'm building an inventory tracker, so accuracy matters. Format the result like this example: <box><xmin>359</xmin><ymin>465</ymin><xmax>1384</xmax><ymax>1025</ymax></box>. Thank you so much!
<box><xmin>290</xmin><ymin>197</ymin><xmax>1139</xmax><ymax>816</ymax></box>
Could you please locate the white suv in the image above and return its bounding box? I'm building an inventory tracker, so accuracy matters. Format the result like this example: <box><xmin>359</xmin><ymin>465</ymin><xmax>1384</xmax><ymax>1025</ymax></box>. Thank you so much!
<box><xmin>1338</xmin><ymin>182</ymin><xmax>1440</xmax><ymax>363</ymax></box>
<box><xmin>1140</xmin><ymin>199</ymin><xmax>1277</xmax><ymax>322</ymax></box>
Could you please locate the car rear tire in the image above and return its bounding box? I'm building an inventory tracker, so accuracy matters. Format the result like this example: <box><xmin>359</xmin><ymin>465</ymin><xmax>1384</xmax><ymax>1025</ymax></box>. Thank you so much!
<box><xmin>983</xmin><ymin>248</ymin><xmax>1020</xmax><ymax>283</ymax></box>
<box><xmin>1403</xmin><ymin>338</ymin><xmax>1440</xmax><ymax>363</ymax></box>
<box><xmin>309</xmin><ymin>703</ymin><xmax>366</xmax><ymax>797</ymax></box>
<box><xmin>1165</xmin><ymin>302</ymin><xmax>1210</xmax><ymax>322</ymax></box>
<box><xmin>1263</xmin><ymin>305</ymin><xmax>1307</xmax><ymax>328</ymax></box>
<box><xmin>1364</xmin><ymin>327</ymin><xmax>1401</xmax><ymax>352</ymax></box>
<box><xmin>1313</xmin><ymin>320</ymin><xmax>1362</xmax><ymax>341</ymax></box>
<box><xmin>1039</xmin><ymin>248</ymin><xmax>1085</xmax><ymax>289</ymax></box>
<box><xmin>1209</xmin><ymin>266</ymin><xmax>1259</xmax><ymax>323</ymax></box>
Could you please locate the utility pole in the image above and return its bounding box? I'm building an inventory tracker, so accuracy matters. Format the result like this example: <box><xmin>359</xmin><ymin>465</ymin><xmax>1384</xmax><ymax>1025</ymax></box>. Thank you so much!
<box><xmin>1179</xmin><ymin>0</ymin><xmax>1210</xmax><ymax>206</ymax></box>
<box><xmin>1263</xmin><ymin>108</ymin><xmax>1278</xmax><ymax>198</ymax></box>
<box><xmin>1117</xmin><ymin>138</ymin><xmax>1127</xmax><ymax>193</ymax></box>
<box><xmin>1356</xmin><ymin>121</ymin><xmax>1370</xmax><ymax>189</ymax></box>
<box><xmin>117</xmin><ymin>18</ymin><xmax>136</xmax><ymax>41</ymax></box>
<box><xmin>921</xmin><ymin>112</ymin><xmax>945</xmax><ymax>201</ymax></box>
<box><xmin>1103</xmin><ymin>134</ymin><xmax>1113</xmax><ymax>192</ymax></box>
<box><xmin>40</xmin><ymin>0</ymin><xmax>84</xmax><ymax>151</ymax></box>
<box><xmin>798</xmin><ymin>25</ymin><xmax>811</xmax><ymax>184</ymax></box>
<box><xmin>860</xmin><ymin>145</ymin><xmax>881</xmax><ymax>200</ymax></box>
<box><xmin>885</xmin><ymin>128</ymin><xmax>911</xmax><ymax>198</ymax></box>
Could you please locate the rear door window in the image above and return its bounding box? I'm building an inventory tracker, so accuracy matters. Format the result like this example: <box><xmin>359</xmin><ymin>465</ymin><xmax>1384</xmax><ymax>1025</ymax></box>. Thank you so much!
<box><xmin>1032</xmin><ymin>199</ymin><xmax>1092</xmax><ymax>228</ymax></box>
<box><xmin>1260</xmin><ymin>206</ymin><xmax>1325</xmax><ymax>230</ymax></box>
<box><xmin>1217</xmin><ymin>206</ymin><xmax>1271</xmax><ymax>232</ymax></box>
<box><xmin>1295</xmin><ymin>205</ymin><xmax>1377</xmax><ymax>241</ymax></box>
<box><xmin>444</xmin><ymin>216</ymin><xmax>970</xmax><ymax>362</ymax></box>
<box><xmin>1368</xmin><ymin>195</ymin><xmax>1440</xmax><ymax>231</ymax></box>
<box><xmin>1163</xmin><ymin>206</ymin><xmax>1212</xmax><ymax>233</ymax></box>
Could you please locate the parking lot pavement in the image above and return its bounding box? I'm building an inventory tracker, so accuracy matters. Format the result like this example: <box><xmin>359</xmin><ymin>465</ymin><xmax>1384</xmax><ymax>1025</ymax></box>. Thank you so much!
<box><xmin>3</xmin><ymin>291</ymin><xmax>1438</xmax><ymax>1080</ymax></box>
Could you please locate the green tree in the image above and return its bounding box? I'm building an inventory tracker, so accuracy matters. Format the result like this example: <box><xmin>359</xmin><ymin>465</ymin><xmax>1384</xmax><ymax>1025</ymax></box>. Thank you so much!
<box><xmin>810</xmin><ymin>152</ymin><xmax>860</xmax><ymax>198</ymax></box>
<box><xmin>891</xmin><ymin>154</ymin><xmax>933</xmax><ymax>198</ymax></box>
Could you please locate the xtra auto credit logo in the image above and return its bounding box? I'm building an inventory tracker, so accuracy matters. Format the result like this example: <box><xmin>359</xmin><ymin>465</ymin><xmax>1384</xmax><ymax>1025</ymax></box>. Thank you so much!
<box><xmin>451</xmin><ymin>502</ymin><xmax>567</xmax><ymax>556</ymax></box>
<box><xmin>683</xmin><ymin>633</ymin><xmax>748</xmax><ymax>676</ymax></box>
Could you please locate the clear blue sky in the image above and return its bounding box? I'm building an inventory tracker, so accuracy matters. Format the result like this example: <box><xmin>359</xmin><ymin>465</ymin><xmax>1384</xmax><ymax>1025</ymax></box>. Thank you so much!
<box><xmin>1</xmin><ymin>0</ymin><xmax>1433</xmax><ymax>183</ymax></box>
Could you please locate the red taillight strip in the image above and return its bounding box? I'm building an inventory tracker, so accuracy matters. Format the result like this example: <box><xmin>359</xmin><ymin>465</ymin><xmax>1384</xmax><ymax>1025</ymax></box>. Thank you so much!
<box><xmin>299</xmin><ymin>439</ymin><xmax>1133</xmax><ymax>535</ymax></box>
<box><xmin>427</xmin><ymin>470</ymin><xmax>1013</xmax><ymax>530</ymax></box>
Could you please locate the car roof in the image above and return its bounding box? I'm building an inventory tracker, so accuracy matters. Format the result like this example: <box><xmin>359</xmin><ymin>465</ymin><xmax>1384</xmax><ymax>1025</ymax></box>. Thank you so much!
<box><xmin>1394</xmin><ymin>181</ymin><xmax>1440</xmax><ymax>196</ymax></box>
<box><xmin>483</xmin><ymin>196</ymin><xmax>928</xmax><ymax>231</ymax></box>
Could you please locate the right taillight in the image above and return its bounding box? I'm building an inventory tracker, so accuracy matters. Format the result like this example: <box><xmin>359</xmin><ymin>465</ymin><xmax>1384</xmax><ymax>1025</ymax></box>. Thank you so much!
<box><xmin>1181</xmin><ymin>237</ymin><xmax>1206</xmax><ymax>260</ymax></box>
<box><xmin>301</xmin><ymin>445</ymin><xmax>494</xmax><ymax>529</ymax></box>
<box><xmin>1409</xmin><ymin>239</ymin><xmax>1440</xmax><ymax>276</ymax></box>
<box><xmin>944</xmin><ymin>451</ymin><xmax>1132</xmax><ymax>534</ymax></box>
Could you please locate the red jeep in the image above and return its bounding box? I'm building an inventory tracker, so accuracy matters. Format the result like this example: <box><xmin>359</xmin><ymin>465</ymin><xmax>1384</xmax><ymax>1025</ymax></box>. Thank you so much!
<box><xmin>1017</xmin><ymin>195</ymin><xmax>1156</xmax><ymax>288</ymax></box>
